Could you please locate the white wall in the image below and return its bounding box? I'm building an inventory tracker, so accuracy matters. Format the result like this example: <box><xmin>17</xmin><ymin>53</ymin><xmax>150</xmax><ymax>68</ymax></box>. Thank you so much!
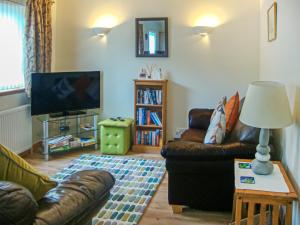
<box><xmin>260</xmin><ymin>0</ymin><xmax>300</xmax><ymax>224</ymax></box>
<box><xmin>54</xmin><ymin>0</ymin><xmax>260</xmax><ymax>139</ymax></box>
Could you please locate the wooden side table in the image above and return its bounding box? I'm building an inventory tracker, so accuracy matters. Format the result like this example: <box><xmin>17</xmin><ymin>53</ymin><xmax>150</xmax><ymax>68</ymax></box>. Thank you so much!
<box><xmin>234</xmin><ymin>159</ymin><xmax>298</xmax><ymax>225</ymax></box>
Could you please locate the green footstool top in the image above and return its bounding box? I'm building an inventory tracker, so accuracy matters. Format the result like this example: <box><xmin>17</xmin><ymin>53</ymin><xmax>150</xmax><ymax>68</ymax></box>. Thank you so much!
<box><xmin>98</xmin><ymin>118</ymin><xmax>133</xmax><ymax>127</ymax></box>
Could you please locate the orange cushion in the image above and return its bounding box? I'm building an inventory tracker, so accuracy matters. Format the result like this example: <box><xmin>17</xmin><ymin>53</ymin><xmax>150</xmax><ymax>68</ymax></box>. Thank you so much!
<box><xmin>225</xmin><ymin>92</ymin><xmax>240</xmax><ymax>133</ymax></box>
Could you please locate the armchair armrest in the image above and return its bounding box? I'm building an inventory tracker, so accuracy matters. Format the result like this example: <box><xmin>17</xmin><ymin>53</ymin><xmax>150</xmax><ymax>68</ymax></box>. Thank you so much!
<box><xmin>161</xmin><ymin>141</ymin><xmax>257</xmax><ymax>161</ymax></box>
<box><xmin>0</xmin><ymin>181</ymin><xmax>38</xmax><ymax>225</ymax></box>
<box><xmin>189</xmin><ymin>108</ymin><xmax>214</xmax><ymax>130</ymax></box>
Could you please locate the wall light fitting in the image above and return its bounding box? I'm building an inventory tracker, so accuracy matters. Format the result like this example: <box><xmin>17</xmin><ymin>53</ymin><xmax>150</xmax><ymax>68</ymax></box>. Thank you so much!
<box><xmin>93</xmin><ymin>27</ymin><xmax>111</xmax><ymax>37</ymax></box>
<box><xmin>193</xmin><ymin>26</ymin><xmax>214</xmax><ymax>36</ymax></box>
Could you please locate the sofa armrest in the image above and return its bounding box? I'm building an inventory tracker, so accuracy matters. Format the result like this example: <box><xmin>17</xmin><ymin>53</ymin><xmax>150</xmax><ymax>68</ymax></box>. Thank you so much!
<box><xmin>0</xmin><ymin>181</ymin><xmax>38</xmax><ymax>225</ymax></box>
<box><xmin>161</xmin><ymin>141</ymin><xmax>257</xmax><ymax>161</ymax></box>
<box><xmin>189</xmin><ymin>108</ymin><xmax>214</xmax><ymax>130</ymax></box>
<box><xmin>35</xmin><ymin>170</ymin><xmax>115</xmax><ymax>225</ymax></box>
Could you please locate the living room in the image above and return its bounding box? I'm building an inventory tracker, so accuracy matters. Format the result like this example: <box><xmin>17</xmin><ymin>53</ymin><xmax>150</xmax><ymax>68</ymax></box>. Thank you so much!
<box><xmin>0</xmin><ymin>0</ymin><xmax>299</xmax><ymax>225</ymax></box>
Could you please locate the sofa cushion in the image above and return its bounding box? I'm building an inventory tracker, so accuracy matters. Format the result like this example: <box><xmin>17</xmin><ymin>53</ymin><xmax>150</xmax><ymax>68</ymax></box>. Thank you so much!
<box><xmin>225</xmin><ymin>120</ymin><xmax>260</xmax><ymax>144</ymax></box>
<box><xmin>181</xmin><ymin>129</ymin><xmax>206</xmax><ymax>143</ymax></box>
<box><xmin>34</xmin><ymin>170</ymin><xmax>115</xmax><ymax>225</ymax></box>
<box><xmin>204</xmin><ymin>97</ymin><xmax>226</xmax><ymax>144</ymax></box>
<box><xmin>0</xmin><ymin>181</ymin><xmax>38</xmax><ymax>225</ymax></box>
<box><xmin>0</xmin><ymin>144</ymin><xmax>57</xmax><ymax>201</ymax></box>
<box><xmin>225</xmin><ymin>92</ymin><xmax>240</xmax><ymax>133</ymax></box>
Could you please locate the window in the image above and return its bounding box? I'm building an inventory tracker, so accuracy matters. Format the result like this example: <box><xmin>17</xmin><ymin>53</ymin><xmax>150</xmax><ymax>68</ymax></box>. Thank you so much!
<box><xmin>149</xmin><ymin>31</ymin><xmax>156</xmax><ymax>54</ymax></box>
<box><xmin>0</xmin><ymin>0</ymin><xmax>25</xmax><ymax>92</ymax></box>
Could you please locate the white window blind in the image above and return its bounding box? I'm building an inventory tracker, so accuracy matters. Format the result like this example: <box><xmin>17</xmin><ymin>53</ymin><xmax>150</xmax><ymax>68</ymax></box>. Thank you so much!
<box><xmin>0</xmin><ymin>0</ymin><xmax>25</xmax><ymax>92</ymax></box>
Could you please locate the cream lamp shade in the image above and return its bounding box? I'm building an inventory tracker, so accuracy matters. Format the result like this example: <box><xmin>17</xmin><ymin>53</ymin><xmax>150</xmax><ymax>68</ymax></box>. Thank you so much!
<box><xmin>240</xmin><ymin>81</ymin><xmax>293</xmax><ymax>129</ymax></box>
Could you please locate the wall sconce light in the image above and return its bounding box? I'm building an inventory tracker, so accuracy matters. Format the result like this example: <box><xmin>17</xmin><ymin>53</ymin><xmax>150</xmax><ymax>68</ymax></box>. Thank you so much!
<box><xmin>193</xmin><ymin>26</ymin><xmax>214</xmax><ymax>36</ymax></box>
<box><xmin>93</xmin><ymin>27</ymin><xmax>111</xmax><ymax>37</ymax></box>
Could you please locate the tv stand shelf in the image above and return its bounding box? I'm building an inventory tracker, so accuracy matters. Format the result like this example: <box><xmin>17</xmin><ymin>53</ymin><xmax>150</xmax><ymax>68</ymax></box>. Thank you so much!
<box><xmin>49</xmin><ymin>110</ymin><xmax>87</xmax><ymax>118</ymax></box>
<box><xmin>37</xmin><ymin>112</ymin><xmax>98</xmax><ymax>160</ymax></box>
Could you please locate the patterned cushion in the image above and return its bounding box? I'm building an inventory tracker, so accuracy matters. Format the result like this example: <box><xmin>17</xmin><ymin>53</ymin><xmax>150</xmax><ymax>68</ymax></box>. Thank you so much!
<box><xmin>225</xmin><ymin>92</ymin><xmax>240</xmax><ymax>133</ymax></box>
<box><xmin>204</xmin><ymin>97</ymin><xmax>226</xmax><ymax>144</ymax></box>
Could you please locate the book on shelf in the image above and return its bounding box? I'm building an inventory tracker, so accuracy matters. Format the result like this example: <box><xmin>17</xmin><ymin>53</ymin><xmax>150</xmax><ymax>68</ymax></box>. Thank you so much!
<box><xmin>48</xmin><ymin>135</ymin><xmax>73</xmax><ymax>145</ymax></box>
<box><xmin>135</xmin><ymin>130</ymin><xmax>161</xmax><ymax>146</ymax></box>
<box><xmin>48</xmin><ymin>136</ymin><xmax>96</xmax><ymax>151</ymax></box>
<box><xmin>137</xmin><ymin>88</ymin><xmax>162</xmax><ymax>105</ymax></box>
<box><xmin>80</xmin><ymin>124</ymin><xmax>95</xmax><ymax>131</ymax></box>
<box><xmin>136</xmin><ymin>108</ymin><xmax>162</xmax><ymax>126</ymax></box>
<box><xmin>80</xmin><ymin>137</ymin><xmax>96</xmax><ymax>146</ymax></box>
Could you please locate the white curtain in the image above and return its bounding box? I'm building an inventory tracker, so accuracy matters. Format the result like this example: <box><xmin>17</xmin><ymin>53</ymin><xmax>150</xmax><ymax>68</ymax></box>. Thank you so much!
<box><xmin>0</xmin><ymin>0</ymin><xmax>25</xmax><ymax>91</ymax></box>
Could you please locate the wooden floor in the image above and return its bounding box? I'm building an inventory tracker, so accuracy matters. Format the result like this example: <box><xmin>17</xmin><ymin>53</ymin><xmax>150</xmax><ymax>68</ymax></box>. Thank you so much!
<box><xmin>24</xmin><ymin>150</ymin><xmax>232</xmax><ymax>225</ymax></box>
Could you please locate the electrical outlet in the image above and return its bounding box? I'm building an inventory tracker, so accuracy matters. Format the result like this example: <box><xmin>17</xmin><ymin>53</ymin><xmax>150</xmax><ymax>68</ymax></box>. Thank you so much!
<box><xmin>175</xmin><ymin>128</ymin><xmax>187</xmax><ymax>139</ymax></box>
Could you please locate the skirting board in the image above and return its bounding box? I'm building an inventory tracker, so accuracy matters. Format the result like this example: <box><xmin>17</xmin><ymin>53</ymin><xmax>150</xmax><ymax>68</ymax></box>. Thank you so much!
<box><xmin>19</xmin><ymin>141</ymin><xmax>41</xmax><ymax>157</ymax></box>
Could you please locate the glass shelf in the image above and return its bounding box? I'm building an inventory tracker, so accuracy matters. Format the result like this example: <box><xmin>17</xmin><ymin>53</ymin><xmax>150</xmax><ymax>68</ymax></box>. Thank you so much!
<box><xmin>36</xmin><ymin>112</ymin><xmax>99</xmax><ymax>160</ymax></box>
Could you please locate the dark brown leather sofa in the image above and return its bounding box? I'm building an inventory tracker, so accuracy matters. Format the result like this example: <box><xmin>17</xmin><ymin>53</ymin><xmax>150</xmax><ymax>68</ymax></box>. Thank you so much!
<box><xmin>0</xmin><ymin>170</ymin><xmax>115</xmax><ymax>225</ymax></box>
<box><xmin>161</xmin><ymin>108</ymin><xmax>266</xmax><ymax>212</ymax></box>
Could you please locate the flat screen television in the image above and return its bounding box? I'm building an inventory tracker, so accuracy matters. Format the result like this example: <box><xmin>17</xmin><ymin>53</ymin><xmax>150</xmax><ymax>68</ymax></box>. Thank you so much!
<box><xmin>31</xmin><ymin>71</ymin><xmax>100</xmax><ymax>116</ymax></box>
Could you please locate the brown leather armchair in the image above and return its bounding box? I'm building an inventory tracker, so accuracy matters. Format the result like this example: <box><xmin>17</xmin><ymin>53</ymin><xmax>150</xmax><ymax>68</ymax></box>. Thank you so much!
<box><xmin>161</xmin><ymin>108</ymin><xmax>272</xmax><ymax>213</ymax></box>
<box><xmin>0</xmin><ymin>170</ymin><xmax>115</xmax><ymax>225</ymax></box>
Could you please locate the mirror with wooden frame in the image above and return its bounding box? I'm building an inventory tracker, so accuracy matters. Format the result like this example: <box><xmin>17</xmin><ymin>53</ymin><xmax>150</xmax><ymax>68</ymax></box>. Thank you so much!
<box><xmin>135</xmin><ymin>17</ymin><xmax>169</xmax><ymax>57</ymax></box>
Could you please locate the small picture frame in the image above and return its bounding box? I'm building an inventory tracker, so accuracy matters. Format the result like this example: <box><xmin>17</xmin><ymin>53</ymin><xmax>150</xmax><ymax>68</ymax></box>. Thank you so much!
<box><xmin>268</xmin><ymin>2</ymin><xmax>277</xmax><ymax>42</ymax></box>
<box><xmin>238</xmin><ymin>162</ymin><xmax>251</xmax><ymax>169</ymax></box>
<box><xmin>240</xmin><ymin>176</ymin><xmax>255</xmax><ymax>184</ymax></box>
<box><xmin>138</xmin><ymin>68</ymin><xmax>147</xmax><ymax>79</ymax></box>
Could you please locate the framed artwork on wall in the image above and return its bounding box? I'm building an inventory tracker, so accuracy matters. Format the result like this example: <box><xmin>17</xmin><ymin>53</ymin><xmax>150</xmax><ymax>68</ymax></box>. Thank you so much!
<box><xmin>135</xmin><ymin>17</ymin><xmax>169</xmax><ymax>57</ymax></box>
<box><xmin>268</xmin><ymin>2</ymin><xmax>277</xmax><ymax>42</ymax></box>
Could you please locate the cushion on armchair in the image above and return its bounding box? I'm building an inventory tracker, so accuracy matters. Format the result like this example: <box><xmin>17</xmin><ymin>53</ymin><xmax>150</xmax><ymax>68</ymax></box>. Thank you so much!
<box><xmin>0</xmin><ymin>144</ymin><xmax>57</xmax><ymax>200</ymax></box>
<box><xmin>225</xmin><ymin>120</ymin><xmax>260</xmax><ymax>144</ymax></box>
<box><xmin>204</xmin><ymin>97</ymin><xmax>226</xmax><ymax>144</ymax></box>
<box><xmin>225</xmin><ymin>92</ymin><xmax>240</xmax><ymax>133</ymax></box>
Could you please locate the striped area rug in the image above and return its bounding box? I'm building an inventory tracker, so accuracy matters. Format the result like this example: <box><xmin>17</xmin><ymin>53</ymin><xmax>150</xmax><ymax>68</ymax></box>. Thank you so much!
<box><xmin>52</xmin><ymin>154</ymin><xmax>166</xmax><ymax>225</ymax></box>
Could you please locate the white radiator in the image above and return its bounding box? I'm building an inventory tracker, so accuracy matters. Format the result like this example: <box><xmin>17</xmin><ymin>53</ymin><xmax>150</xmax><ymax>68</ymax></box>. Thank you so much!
<box><xmin>0</xmin><ymin>104</ymin><xmax>32</xmax><ymax>154</ymax></box>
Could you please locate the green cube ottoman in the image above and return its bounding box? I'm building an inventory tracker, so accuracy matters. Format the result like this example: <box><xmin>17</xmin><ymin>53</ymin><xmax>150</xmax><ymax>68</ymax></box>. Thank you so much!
<box><xmin>98</xmin><ymin>118</ymin><xmax>133</xmax><ymax>155</ymax></box>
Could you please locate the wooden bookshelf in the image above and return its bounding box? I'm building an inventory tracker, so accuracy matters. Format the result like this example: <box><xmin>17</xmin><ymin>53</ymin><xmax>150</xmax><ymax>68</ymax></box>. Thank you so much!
<box><xmin>132</xmin><ymin>79</ymin><xmax>168</xmax><ymax>153</ymax></box>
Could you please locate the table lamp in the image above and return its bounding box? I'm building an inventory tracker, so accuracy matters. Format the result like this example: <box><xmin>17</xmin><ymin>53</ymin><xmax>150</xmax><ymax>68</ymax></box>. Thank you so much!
<box><xmin>239</xmin><ymin>81</ymin><xmax>293</xmax><ymax>175</ymax></box>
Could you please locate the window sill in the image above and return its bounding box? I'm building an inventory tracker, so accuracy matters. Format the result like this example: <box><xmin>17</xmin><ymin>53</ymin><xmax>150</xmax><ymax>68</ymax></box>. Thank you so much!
<box><xmin>0</xmin><ymin>88</ymin><xmax>25</xmax><ymax>97</ymax></box>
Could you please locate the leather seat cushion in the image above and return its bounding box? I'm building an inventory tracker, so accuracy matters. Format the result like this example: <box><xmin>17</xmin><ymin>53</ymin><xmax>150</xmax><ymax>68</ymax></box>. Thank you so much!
<box><xmin>34</xmin><ymin>170</ymin><xmax>115</xmax><ymax>225</ymax></box>
<box><xmin>181</xmin><ymin>129</ymin><xmax>206</xmax><ymax>143</ymax></box>
<box><xmin>225</xmin><ymin>120</ymin><xmax>260</xmax><ymax>144</ymax></box>
<box><xmin>0</xmin><ymin>182</ymin><xmax>38</xmax><ymax>225</ymax></box>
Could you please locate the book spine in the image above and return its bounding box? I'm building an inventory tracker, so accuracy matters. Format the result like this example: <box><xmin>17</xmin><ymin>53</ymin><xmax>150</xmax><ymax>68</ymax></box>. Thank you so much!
<box><xmin>137</xmin><ymin>88</ymin><xmax>163</xmax><ymax>105</ymax></box>
<box><xmin>150</xmin><ymin>112</ymin><xmax>158</xmax><ymax>126</ymax></box>
<box><xmin>135</xmin><ymin>129</ymin><xmax>161</xmax><ymax>146</ymax></box>
<box><xmin>151</xmin><ymin>112</ymin><xmax>161</xmax><ymax>126</ymax></box>
<box><xmin>147</xmin><ymin>110</ymin><xmax>150</xmax><ymax>125</ymax></box>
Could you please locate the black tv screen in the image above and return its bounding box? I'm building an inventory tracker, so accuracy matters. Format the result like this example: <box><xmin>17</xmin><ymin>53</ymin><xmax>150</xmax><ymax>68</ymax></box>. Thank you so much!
<box><xmin>31</xmin><ymin>71</ymin><xmax>100</xmax><ymax>116</ymax></box>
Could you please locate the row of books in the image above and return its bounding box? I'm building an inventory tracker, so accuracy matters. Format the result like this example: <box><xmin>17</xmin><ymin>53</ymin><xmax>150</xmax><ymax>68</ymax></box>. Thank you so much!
<box><xmin>48</xmin><ymin>135</ymin><xmax>96</xmax><ymax>153</ymax></box>
<box><xmin>135</xmin><ymin>130</ymin><xmax>161</xmax><ymax>146</ymax></box>
<box><xmin>136</xmin><ymin>108</ymin><xmax>162</xmax><ymax>126</ymax></box>
<box><xmin>136</xmin><ymin>88</ymin><xmax>162</xmax><ymax>105</ymax></box>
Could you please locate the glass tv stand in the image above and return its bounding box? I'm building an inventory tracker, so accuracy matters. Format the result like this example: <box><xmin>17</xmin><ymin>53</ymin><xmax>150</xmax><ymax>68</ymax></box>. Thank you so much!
<box><xmin>37</xmin><ymin>112</ymin><xmax>98</xmax><ymax>160</ymax></box>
